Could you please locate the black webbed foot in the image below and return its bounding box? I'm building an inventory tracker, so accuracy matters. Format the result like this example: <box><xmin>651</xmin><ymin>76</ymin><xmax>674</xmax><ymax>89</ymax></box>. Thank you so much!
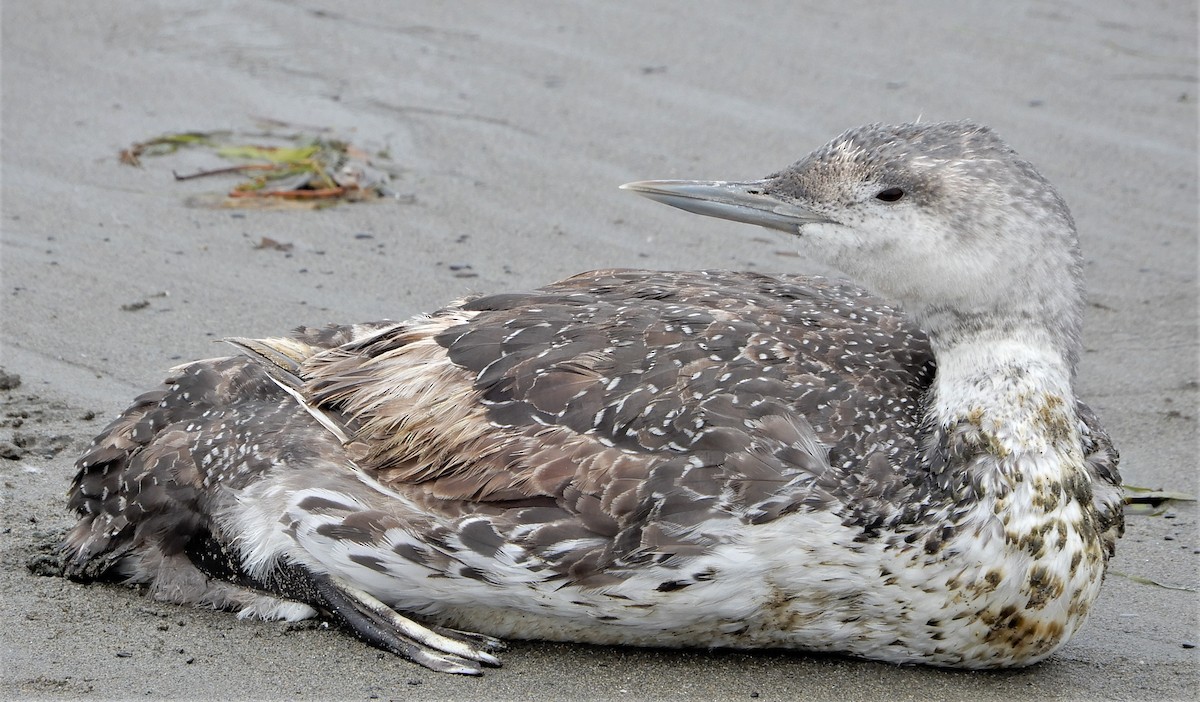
<box><xmin>187</xmin><ymin>534</ymin><xmax>503</xmax><ymax>674</ymax></box>
<box><xmin>307</xmin><ymin>571</ymin><xmax>504</xmax><ymax>675</ymax></box>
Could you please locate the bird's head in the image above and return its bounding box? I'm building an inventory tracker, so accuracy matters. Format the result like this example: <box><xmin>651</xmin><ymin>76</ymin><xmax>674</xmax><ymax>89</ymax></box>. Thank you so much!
<box><xmin>622</xmin><ymin>121</ymin><xmax>1084</xmax><ymax>359</ymax></box>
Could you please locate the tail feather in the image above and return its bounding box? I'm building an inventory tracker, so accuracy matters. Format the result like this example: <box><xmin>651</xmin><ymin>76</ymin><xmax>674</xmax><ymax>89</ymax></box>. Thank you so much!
<box><xmin>61</xmin><ymin>321</ymin><xmax>399</xmax><ymax>588</ymax></box>
<box><xmin>63</xmin><ymin>389</ymin><xmax>168</xmax><ymax>580</ymax></box>
<box><xmin>61</xmin><ymin>357</ymin><xmax>275</xmax><ymax>580</ymax></box>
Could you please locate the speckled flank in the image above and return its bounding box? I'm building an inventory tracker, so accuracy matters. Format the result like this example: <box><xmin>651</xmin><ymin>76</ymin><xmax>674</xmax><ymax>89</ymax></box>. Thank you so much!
<box><xmin>61</xmin><ymin>121</ymin><xmax>1122</xmax><ymax>674</ymax></box>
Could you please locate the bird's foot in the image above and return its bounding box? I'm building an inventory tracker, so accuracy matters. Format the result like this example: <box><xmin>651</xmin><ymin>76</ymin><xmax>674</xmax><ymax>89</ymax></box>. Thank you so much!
<box><xmin>310</xmin><ymin>571</ymin><xmax>504</xmax><ymax>675</ymax></box>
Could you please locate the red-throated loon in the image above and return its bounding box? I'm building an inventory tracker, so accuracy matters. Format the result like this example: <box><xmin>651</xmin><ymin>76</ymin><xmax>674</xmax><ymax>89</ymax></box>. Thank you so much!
<box><xmin>63</xmin><ymin>121</ymin><xmax>1123</xmax><ymax>675</ymax></box>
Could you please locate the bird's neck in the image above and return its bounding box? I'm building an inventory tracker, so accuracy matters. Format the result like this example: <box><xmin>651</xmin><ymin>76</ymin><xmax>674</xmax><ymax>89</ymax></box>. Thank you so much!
<box><xmin>929</xmin><ymin>331</ymin><xmax>1079</xmax><ymax>461</ymax></box>
<box><xmin>922</xmin><ymin>325</ymin><xmax>1093</xmax><ymax>545</ymax></box>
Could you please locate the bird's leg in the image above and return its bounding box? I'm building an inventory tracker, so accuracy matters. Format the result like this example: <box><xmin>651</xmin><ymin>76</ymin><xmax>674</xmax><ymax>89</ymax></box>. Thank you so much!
<box><xmin>307</xmin><ymin>570</ymin><xmax>504</xmax><ymax>675</ymax></box>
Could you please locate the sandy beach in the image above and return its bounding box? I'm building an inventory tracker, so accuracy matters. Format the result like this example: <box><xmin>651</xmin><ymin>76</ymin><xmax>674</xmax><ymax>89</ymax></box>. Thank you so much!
<box><xmin>2</xmin><ymin>1</ymin><xmax>1196</xmax><ymax>700</ymax></box>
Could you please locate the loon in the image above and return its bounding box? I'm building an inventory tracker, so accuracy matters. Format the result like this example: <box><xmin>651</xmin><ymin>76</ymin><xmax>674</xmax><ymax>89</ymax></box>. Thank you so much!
<box><xmin>63</xmin><ymin>121</ymin><xmax>1123</xmax><ymax>675</ymax></box>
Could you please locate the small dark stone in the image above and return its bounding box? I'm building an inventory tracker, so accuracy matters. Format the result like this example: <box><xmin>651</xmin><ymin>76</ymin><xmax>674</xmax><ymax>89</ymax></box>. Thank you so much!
<box><xmin>115</xmin><ymin>651</ymin><xmax>133</xmax><ymax>658</ymax></box>
<box><xmin>0</xmin><ymin>370</ymin><xmax>21</xmax><ymax>390</ymax></box>
<box><xmin>407</xmin><ymin>680</ymin><xmax>423</xmax><ymax>686</ymax></box>
<box><xmin>0</xmin><ymin>440</ymin><xmax>23</xmax><ymax>460</ymax></box>
<box><xmin>1182</xmin><ymin>642</ymin><xmax>1196</xmax><ymax>649</ymax></box>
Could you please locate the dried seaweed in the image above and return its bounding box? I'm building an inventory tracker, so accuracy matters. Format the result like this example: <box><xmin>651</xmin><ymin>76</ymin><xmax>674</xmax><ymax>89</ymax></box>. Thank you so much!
<box><xmin>119</xmin><ymin>131</ymin><xmax>227</xmax><ymax>166</ymax></box>
<box><xmin>1110</xmin><ymin>570</ymin><xmax>1199</xmax><ymax>593</ymax></box>
<box><xmin>119</xmin><ymin>126</ymin><xmax>402</xmax><ymax>209</ymax></box>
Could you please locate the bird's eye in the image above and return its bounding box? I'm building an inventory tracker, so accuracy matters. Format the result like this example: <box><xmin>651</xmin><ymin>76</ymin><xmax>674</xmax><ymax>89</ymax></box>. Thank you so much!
<box><xmin>875</xmin><ymin>187</ymin><xmax>905</xmax><ymax>202</ymax></box>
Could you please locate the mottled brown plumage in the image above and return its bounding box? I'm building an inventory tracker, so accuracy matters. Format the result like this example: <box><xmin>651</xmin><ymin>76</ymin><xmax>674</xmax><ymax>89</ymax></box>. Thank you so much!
<box><xmin>68</xmin><ymin>271</ymin><xmax>937</xmax><ymax>583</ymax></box>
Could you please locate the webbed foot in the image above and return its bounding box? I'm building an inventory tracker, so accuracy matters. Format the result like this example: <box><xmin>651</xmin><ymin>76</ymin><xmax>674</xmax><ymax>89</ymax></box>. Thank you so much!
<box><xmin>309</xmin><ymin>572</ymin><xmax>504</xmax><ymax>675</ymax></box>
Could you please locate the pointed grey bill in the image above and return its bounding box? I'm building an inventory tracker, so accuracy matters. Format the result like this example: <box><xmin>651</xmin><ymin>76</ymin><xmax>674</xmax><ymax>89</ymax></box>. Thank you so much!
<box><xmin>620</xmin><ymin>179</ymin><xmax>830</xmax><ymax>234</ymax></box>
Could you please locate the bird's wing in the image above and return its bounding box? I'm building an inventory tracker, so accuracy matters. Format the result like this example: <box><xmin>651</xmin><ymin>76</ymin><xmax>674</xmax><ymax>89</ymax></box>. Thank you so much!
<box><xmin>1076</xmin><ymin>400</ymin><xmax>1123</xmax><ymax>558</ymax></box>
<box><xmin>233</xmin><ymin>270</ymin><xmax>933</xmax><ymax>532</ymax></box>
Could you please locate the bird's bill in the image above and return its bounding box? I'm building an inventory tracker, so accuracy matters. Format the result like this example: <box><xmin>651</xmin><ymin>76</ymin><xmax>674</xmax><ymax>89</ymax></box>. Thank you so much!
<box><xmin>620</xmin><ymin>179</ymin><xmax>829</xmax><ymax>233</ymax></box>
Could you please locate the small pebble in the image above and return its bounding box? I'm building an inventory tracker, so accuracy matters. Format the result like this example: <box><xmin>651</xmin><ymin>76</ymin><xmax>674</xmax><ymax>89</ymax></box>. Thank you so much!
<box><xmin>115</xmin><ymin>651</ymin><xmax>132</xmax><ymax>658</ymax></box>
<box><xmin>1183</xmin><ymin>642</ymin><xmax>1196</xmax><ymax>649</ymax></box>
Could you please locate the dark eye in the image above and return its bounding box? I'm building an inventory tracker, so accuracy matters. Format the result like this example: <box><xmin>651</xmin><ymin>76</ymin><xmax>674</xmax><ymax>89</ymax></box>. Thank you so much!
<box><xmin>875</xmin><ymin>187</ymin><xmax>905</xmax><ymax>202</ymax></box>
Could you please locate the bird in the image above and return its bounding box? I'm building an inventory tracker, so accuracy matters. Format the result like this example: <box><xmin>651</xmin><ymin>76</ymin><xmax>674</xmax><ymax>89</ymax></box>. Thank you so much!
<box><xmin>62</xmin><ymin>121</ymin><xmax>1123</xmax><ymax>675</ymax></box>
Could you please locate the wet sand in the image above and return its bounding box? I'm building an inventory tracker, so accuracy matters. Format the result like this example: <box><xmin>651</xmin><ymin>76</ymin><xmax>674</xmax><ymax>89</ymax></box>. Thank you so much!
<box><xmin>2</xmin><ymin>2</ymin><xmax>1197</xmax><ymax>700</ymax></box>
